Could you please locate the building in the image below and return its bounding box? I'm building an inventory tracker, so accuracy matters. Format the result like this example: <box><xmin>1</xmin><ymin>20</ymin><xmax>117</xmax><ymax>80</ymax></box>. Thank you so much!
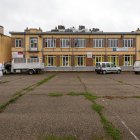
<box><xmin>10</xmin><ymin>26</ymin><xmax>140</xmax><ymax>71</ymax></box>
<box><xmin>0</xmin><ymin>26</ymin><xmax>11</xmax><ymax>64</ymax></box>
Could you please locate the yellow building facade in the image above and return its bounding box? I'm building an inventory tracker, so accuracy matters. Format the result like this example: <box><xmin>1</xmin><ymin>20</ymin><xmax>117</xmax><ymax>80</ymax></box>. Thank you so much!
<box><xmin>0</xmin><ymin>26</ymin><xmax>11</xmax><ymax>64</ymax></box>
<box><xmin>10</xmin><ymin>26</ymin><xmax>140</xmax><ymax>71</ymax></box>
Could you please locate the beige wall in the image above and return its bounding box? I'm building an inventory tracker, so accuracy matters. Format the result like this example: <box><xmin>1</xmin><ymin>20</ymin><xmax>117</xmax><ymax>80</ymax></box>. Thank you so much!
<box><xmin>0</xmin><ymin>35</ymin><xmax>11</xmax><ymax>63</ymax></box>
<box><xmin>11</xmin><ymin>33</ymin><xmax>139</xmax><ymax>63</ymax></box>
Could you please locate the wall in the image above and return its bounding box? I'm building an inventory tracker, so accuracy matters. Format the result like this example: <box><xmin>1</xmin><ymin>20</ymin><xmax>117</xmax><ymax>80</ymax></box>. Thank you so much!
<box><xmin>0</xmin><ymin>35</ymin><xmax>11</xmax><ymax>63</ymax></box>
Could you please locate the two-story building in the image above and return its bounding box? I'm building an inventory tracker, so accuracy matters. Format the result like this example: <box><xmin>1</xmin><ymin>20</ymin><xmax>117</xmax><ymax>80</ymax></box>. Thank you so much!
<box><xmin>10</xmin><ymin>26</ymin><xmax>140</xmax><ymax>71</ymax></box>
<box><xmin>0</xmin><ymin>26</ymin><xmax>11</xmax><ymax>64</ymax></box>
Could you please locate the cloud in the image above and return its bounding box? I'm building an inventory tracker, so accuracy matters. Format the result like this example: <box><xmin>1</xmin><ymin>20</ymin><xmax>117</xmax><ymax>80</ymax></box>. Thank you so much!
<box><xmin>0</xmin><ymin>0</ymin><xmax>140</xmax><ymax>35</ymax></box>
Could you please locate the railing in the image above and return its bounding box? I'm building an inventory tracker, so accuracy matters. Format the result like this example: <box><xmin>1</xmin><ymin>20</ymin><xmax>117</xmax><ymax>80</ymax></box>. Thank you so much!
<box><xmin>13</xmin><ymin>58</ymin><xmax>40</xmax><ymax>63</ymax></box>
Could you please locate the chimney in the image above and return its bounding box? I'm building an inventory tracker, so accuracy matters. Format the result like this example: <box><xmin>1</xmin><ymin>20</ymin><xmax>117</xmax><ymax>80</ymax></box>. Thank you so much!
<box><xmin>0</xmin><ymin>26</ymin><xmax>4</xmax><ymax>34</ymax></box>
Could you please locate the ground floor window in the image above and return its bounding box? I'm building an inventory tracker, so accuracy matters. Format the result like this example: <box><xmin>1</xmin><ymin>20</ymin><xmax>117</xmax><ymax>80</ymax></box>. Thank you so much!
<box><xmin>124</xmin><ymin>55</ymin><xmax>133</xmax><ymax>66</ymax></box>
<box><xmin>60</xmin><ymin>55</ymin><xmax>71</xmax><ymax>66</ymax></box>
<box><xmin>93</xmin><ymin>56</ymin><xmax>104</xmax><ymax>66</ymax></box>
<box><xmin>46</xmin><ymin>55</ymin><xmax>56</xmax><ymax>66</ymax></box>
<box><xmin>108</xmin><ymin>55</ymin><xmax>119</xmax><ymax>66</ymax></box>
<box><xmin>75</xmin><ymin>56</ymin><xmax>85</xmax><ymax>66</ymax></box>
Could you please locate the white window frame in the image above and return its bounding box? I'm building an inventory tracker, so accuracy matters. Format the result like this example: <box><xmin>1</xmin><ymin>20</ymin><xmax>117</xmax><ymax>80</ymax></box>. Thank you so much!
<box><xmin>123</xmin><ymin>39</ymin><xmax>133</xmax><ymax>48</ymax></box>
<box><xmin>94</xmin><ymin>56</ymin><xmax>104</xmax><ymax>65</ymax></box>
<box><xmin>61</xmin><ymin>39</ymin><xmax>71</xmax><ymax>48</ymax></box>
<box><xmin>61</xmin><ymin>55</ymin><xmax>71</xmax><ymax>67</ymax></box>
<box><xmin>15</xmin><ymin>39</ymin><xmax>22</xmax><ymax>48</ymax></box>
<box><xmin>124</xmin><ymin>55</ymin><xmax>133</xmax><ymax>66</ymax></box>
<box><xmin>30</xmin><ymin>38</ymin><xmax>38</xmax><ymax>49</ymax></box>
<box><xmin>108</xmin><ymin>39</ymin><xmax>118</xmax><ymax>48</ymax></box>
<box><xmin>46</xmin><ymin>56</ymin><xmax>56</xmax><ymax>67</ymax></box>
<box><xmin>45</xmin><ymin>39</ymin><xmax>56</xmax><ymax>48</ymax></box>
<box><xmin>75</xmin><ymin>56</ymin><xmax>85</xmax><ymax>67</ymax></box>
<box><xmin>74</xmin><ymin>39</ymin><xmax>86</xmax><ymax>48</ymax></box>
<box><xmin>93</xmin><ymin>39</ymin><xmax>104</xmax><ymax>48</ymax></box>
<box><xmin>108</xmin><ymin>55</ymin><xmax>119</xmax><ymax>66</ymax></box>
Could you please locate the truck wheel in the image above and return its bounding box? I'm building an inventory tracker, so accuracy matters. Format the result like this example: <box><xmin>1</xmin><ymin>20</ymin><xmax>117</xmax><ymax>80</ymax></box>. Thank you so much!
<box><xmin>29</xmin><ymin>70</ymin><xmax>34</xmax><ymax>75</ymax></box>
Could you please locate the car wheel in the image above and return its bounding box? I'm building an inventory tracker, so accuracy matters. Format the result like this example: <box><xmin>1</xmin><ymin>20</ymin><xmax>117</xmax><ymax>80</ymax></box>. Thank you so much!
<box><xmin>102</xmin><ymin>70</ymin><xmax>106</xmax><ymax>74</ymax></box>
<box><xmin>117</xmin><ymin>70</ymin><xmax>121</xmax><ymax>74</ymax></box>
<box><xmin>135</xmin><ymin>72</ymin><xmax>138</xmax><ymax>74</ymax></box>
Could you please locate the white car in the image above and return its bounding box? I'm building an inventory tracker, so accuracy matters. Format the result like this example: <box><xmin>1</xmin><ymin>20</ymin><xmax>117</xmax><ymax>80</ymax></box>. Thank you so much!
<box><xmin>133</xmin><ymin>61</ymin><xmax>140</xmax><ymax>74</ymax></box>
<box><xmin>95</xmin><ymin>62</ymin><xmax>121</xmax><ymax>74</ymax></box>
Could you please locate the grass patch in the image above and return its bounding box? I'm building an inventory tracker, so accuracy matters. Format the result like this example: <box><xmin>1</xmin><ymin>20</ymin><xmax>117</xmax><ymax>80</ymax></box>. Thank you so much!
<box><xmin>40</xmin><ymin>135</ymin><xmax>76</xmax><ymax>140</ymax></box>
<box><xmin>92</xmin><ymin>103</ymin><xmax>104</xmax><ymax>115</ymax></box>
<box><xmin>132</xmin><ymin>96</ymin><xmax>140</xmax><ymax>98</ymax></box>
<box><xmin>101</xmin><ymin>116</ymin><xmax>122</xmax><ymax>140</ymax></box>
<box><xmin>91</xmin><ymin>101</ymin><xmax>122</xmax><ymax>140</ymax></box>
<box><xmin>0</xmin><ymin>92</ymin><xmax>24</xmax><ymax>112</ymax></box>
<box><xmin>83</xmin><ymin>92</ymin><xmax>99</xmax><ymax>102</ymax></box>
<box><xmin>0</xmin><ymin>74</ymin><xmax>56</xmax><ymax>113</ymax></box>
<box><xmin>67</xmin><ymin>92</ymin><xmax>84</xmax><ymax>96</ymax></box>
<box><xmin>68</xmin><ymin>92</ymin><xmax>99</xmax><ymax>101</ymax></box>
<box><xmin>0</xmin><ymin>81</ymin><xmax>9</xmax><ymax>84</ymax></box>
<box><xmin>48</xmin><ymin>93</ymin><xmax>63</xmax><ymax>97</ymax></box>
<box><xmin>36</xmin><ymin>75</ymin><xmax>56</xmax><ymax>87</ymax></box>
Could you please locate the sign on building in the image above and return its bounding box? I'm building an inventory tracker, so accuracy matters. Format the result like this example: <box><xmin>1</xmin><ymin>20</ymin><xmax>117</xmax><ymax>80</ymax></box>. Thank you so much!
<box><xmin>12</xmin><ymin>52</ymin><xmax>24</xmax><ymax>58</ymax></box>
<box><xmin>87</xmin><ymin>52</ymin><xmax>92</xmax><ymax>58</ymax></box>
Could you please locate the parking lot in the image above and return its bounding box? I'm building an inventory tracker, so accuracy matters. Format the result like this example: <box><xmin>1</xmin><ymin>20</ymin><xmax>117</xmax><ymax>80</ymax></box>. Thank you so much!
<box><xmin>0</xmin><ymin>72</ymin><xmax>140</xmax><ymax>140</ymax></box>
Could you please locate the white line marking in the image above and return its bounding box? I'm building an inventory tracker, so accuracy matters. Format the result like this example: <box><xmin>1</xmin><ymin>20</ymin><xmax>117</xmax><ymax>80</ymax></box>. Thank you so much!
<box><xmin>102</xmin><ymin>100</ymin><xmax>139</xmax><ymax>140</ymax></box>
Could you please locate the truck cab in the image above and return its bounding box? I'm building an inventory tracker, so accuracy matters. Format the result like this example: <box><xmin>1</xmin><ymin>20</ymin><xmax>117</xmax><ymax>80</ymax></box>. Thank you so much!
<box><xmin>133</xmin><ymin>60</ymin><xmax>140</xmax><ymax>74</ymax></box>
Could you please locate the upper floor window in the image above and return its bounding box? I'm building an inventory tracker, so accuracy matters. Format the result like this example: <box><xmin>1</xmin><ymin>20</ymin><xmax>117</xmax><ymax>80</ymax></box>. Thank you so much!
<box><xmin>30</xmin><ymin>38</ymin><xmax>38</xmax><ymax>49</ymax></box>
<box><xmin>93</xmin><ymin>39</ymin><xmax>104</xmax><ymax>48</ymax></box>
<box><xmin>44</xmin><ymin>39</ymin><xmax>56</xmax><ymax>48</ymax></box>
<box><xmin>123</xmin><ymin>39</ymin><xmax>133</xmax><ymax>47</ymax></box>
<box><xmin>15</xmin><ymin>39</ymin><xmax>22</xmax><ymax>48</ymax></box>
<box><xmin>74</xmin><ymin>39</ymin><xmax>86</xmax><ymax>48</ymax></box>
<box><xmin>61</xmin><ymin>39</ymin><xmax>70</xmax><ymax>48</ymax></box>
<box><xmin>108</xmin><ymin>39</ymin><xmax>118</xmax><ymax>48</ymax></box>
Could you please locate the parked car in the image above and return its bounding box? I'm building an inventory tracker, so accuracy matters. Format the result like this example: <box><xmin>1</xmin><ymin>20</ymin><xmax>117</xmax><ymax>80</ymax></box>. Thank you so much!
<box><xmin>133</xmin><ymin>60</ymin><xmax>140</xmax><ymax>74</ymax></box>
<box><xmin>95</xmin><ymin>62</ymin><xmax>121</xmax><ymax>74</ymax></box>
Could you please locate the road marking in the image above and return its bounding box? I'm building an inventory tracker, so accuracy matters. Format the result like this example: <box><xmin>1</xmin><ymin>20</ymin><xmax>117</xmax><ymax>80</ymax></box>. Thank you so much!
<box><xmin>102</xmin><ymin>99</ymin><xmax>139</xmax><ymax>140</ymax></box>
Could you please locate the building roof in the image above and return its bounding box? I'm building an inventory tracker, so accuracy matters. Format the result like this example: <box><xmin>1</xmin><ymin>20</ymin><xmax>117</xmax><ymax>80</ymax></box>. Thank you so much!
<box><xmin>9</xmin><ymin>31</ymin><xmax>140</xmax><ymax>35</ymax></box>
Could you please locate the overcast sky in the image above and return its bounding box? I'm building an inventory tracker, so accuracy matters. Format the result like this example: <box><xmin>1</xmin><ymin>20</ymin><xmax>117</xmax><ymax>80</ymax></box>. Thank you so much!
<box><xmin>0</xmin><ymin>0</ymin><xmax>140</xmax><ymax>35</ymax></box>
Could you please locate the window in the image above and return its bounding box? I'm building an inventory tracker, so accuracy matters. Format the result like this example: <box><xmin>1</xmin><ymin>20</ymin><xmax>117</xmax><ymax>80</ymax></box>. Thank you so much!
<box><xmin>74</xmin><ymin>39</ymin><xmax>86</xmax><ymax>48</ymax></box>
<box><xmin>30</xmin><ymin>38</ymin><xmax>38</xmax><ymax>50</ymax></box>
<box><xmin>60</xmin><ymin>55</ymin><xmax>71</xmax><ymax>66</ymax></box>
<box><xmin>44</xmin><ymin>39</ymin><xmax>56</xmax><ymax>48</ymax></box>
<box><xmin>108</xmin><ymin>55</ymin><xmax>119</xmax><ymax>66</ymax></box>
<box><xmin>108</xmin><ymin>39</ymin><xmax>118</xmax><ymax>48</ymax></box>
<box><xmin>124</xmin><ymin>55</ymin><xmax>133</xmax><ymax>66</ymax></box>
<box><xmin>93</xmin><ymin>39</ymin><xmax>104</xmax><ymax>48</ymax></box>
<box><xmin>75</xmin><ymin>56</ymin><xmax>85</xmax><ymax>66</ymax></box>
<box><xmin>29</xmin><ymin>56</ymin><xmax>39</xmax><ymax>63</ymax></box>
<box><xmin>93</xmin><ymin>56</ymin><xmax>104</xmax><ymax>66</ymax></box>
<box><xmin>61</xmin><ymin>39</ymin><xmax>70</xmax><ymax>48</ymax></box>
<box><xmin>106</xmin><ymin>63</ymin><xmax>111</xmax><ymax>67</ymax></box>
<box><xmin>15</xmin><ymin>39</ymin><xmax>22</xmax><ymax>48</ymax></box>
<box><xmin>46</xmin><ymin>56</ymin><xmax>56</xmax><ymax>66</ymax></box>
<box><xmin>123</xmin><ymin>39</ymin><xmax>133</xmax><ymax>47</ymax></box>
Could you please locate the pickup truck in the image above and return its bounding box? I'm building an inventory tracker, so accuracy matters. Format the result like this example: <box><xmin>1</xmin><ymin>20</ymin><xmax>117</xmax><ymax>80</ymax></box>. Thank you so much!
<box><xmin>4</xmin><ymin>58</ymin><xmax>45</xmax><ymax>75</ymax></box>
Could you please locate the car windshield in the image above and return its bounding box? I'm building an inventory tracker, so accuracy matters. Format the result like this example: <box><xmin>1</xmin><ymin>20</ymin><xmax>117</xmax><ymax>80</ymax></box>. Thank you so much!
<box><xmin>96</xmin><ymin>63</ymin><xmax>100</xmax><ymax>67</ymax></box>
<box><xmin>111</xmin><ymin>63</ymin><xmax>115</xmax><ymax>67</ymax></box>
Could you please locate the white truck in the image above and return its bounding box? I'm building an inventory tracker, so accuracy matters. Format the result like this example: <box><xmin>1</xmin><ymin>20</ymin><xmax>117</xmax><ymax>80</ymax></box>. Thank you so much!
<box><xmin>4</xmin><ymin>58</ymin><xmax>45</xmax><ymax>75</ymax></box>
<box><xmin>133</xmin><ymin>60</ymin><xmax>140</xmax><ymax>74</ymax></box>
